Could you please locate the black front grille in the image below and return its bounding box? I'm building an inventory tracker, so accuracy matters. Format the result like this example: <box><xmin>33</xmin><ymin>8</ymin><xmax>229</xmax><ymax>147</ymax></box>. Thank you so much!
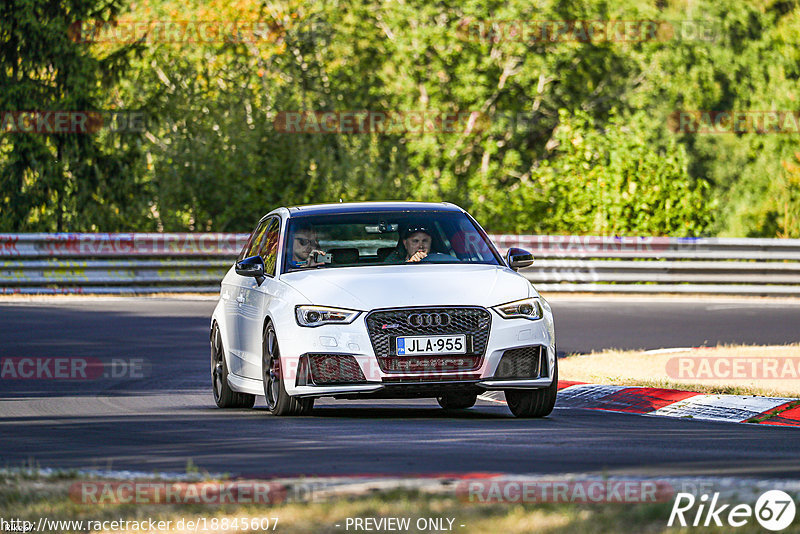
<box><xmin>307</xmin><ymin>354</ymin><xmax>367</xmax><ymax>385</ymax></box>
<box><xmin>381</xmin><ymin>355</ymin><xmax>480</xmax><ymax>373</ymax></box>
<box><xmin>365</xmin><ymin>307</ymin><xmax>492</xmax><ymax>373</ymax></box>
<box><xmin>494</xmin><ymin>346</ymin><xmax>545</xmax><ymax>379</ymax></box>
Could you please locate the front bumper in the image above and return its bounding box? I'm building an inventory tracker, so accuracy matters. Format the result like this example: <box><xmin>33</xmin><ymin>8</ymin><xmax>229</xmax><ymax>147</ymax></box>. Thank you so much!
<box><xmin>278</xmin><ymin>304</ymin><xmax>556</xmax><ymax>399</ymax></box>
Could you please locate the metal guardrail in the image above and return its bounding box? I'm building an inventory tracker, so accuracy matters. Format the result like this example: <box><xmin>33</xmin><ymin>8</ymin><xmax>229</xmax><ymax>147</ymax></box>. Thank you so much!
<box><xmin>1</xmin><ymin>233</ymin><xmax>800</xmax><ymax>295</ymax></box>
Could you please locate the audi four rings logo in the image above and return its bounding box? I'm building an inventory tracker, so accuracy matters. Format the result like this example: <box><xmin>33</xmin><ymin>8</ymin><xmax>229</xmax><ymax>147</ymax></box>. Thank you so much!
<box><xmin>407</xmin><ymin>313</ymin><xmax>452</xmax><ymax>327</ymax></box>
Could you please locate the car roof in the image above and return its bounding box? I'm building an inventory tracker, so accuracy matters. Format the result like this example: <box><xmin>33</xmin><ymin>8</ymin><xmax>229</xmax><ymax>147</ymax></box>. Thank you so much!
<box><xmin>285</xmin><ymin>201</ymin><xmax>464</xmax><ymax>218</ymax></box>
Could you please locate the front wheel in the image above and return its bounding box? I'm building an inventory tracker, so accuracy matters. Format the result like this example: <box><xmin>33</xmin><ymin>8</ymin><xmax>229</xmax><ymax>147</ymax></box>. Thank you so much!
<box><xmin>263</xmin><ymin>323</ymin><xmax>314</xmax><ymax>416</ymax></box>
<box><xmin>504</xmin><ymin>358</ymin><xmax>558</xmax><ymax>418</ymax></box>
<box><xmin>211</xmin><ymin>324</ymin><xmax>255</xmax><ymax>409</ymax></box>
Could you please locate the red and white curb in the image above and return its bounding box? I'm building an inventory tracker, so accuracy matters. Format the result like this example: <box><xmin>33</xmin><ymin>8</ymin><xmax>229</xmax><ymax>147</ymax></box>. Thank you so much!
<box><xmin>478</xmin><ymin>382</ymin><xmax>800</xmax><ymax>426</ymax></box>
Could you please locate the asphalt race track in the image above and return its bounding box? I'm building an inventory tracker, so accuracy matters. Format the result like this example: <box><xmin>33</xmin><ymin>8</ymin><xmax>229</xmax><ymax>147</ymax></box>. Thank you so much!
<box><xmin>1</xmin><ymin>296</ymin><xmax>799</xmax><ymax>478</ymax></box>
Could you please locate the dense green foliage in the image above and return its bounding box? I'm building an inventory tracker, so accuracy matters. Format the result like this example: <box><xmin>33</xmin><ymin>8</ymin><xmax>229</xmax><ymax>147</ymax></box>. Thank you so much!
<box><xmin>1</xmin><ymin>0</ymin><xmax>799</xmax><ymax>236</ymax></box>
<box><xmin>0</xmin><ymin>0</ymin><xmax>149</xmax><ymax>231</ymax></box>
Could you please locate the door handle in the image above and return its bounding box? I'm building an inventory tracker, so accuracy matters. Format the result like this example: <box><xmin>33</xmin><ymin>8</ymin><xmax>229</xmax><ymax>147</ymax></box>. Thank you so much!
<box><xmin>236</xmin><ymin>296</ymin><xmax>245</xmax><ymax>304</ymax></box>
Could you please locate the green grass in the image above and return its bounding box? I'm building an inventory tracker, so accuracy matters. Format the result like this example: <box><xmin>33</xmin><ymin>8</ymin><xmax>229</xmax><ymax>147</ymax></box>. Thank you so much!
<box><xmin>2</xmin><ymin>473</ymin><xmax>799</xmax><ymax>533</ymax></box>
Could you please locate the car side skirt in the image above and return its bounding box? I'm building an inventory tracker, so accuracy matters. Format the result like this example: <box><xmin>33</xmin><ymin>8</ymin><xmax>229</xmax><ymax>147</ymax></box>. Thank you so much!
<box><xmin>227</xmin><ymin>373</ymin><xmax>264</xmax><ymax>396</ymax></box>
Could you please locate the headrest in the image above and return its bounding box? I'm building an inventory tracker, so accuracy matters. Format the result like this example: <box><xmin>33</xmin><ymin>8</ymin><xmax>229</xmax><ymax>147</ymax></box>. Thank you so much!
<box><xmin>377</xmin><ymin>247</ymin><xmax>395</xmax><ymax>261</ymax></box>
<box><xmin>329</xmin><ymin>248</ymin><xmax>359</xmax><ymax>264</ymax></box>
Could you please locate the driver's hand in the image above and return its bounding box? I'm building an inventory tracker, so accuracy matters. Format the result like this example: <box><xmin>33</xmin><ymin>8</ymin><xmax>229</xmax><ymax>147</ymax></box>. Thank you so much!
<box><xmin>307</xmin><ymin>250</ymin><xmax>327</xmax><ymax>266</ymax></box>
<box><xmin>407</xmin><ymin>250</ymin><xmax>428</xmax><ymax>263</ymax></box>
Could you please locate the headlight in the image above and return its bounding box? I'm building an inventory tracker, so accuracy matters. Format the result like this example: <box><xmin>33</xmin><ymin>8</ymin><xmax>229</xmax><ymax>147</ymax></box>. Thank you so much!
<box><xmin>492</xmin><ymin>298</ymin><xmax>543</xmax><ymax>320</ymax></box>
<box><xmin>295</xmin><ymin>305</ymin><xmax>361</xmax><ymax>327</ymax></box>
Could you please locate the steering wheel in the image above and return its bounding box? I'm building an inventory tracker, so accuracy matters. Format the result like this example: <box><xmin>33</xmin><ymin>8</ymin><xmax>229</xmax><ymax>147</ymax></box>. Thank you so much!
<box><xmin>420</xmin><ymin>252</ymin><xmax>454</xmax><ymax>263</ymax></box>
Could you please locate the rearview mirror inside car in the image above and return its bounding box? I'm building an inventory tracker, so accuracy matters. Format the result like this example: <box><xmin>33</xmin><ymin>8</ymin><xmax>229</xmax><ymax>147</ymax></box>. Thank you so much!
<box><xmin>364</xmin><ymin>222</ymin><xmax>399</xmax><ymax>234</ymax></box>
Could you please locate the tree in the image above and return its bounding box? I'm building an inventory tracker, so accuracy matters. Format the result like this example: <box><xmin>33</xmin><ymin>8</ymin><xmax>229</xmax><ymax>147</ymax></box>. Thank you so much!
<box><xmin>0</xmin><ymin>0</ymin><xmax>148</xmax><ymax>231</ymax></box>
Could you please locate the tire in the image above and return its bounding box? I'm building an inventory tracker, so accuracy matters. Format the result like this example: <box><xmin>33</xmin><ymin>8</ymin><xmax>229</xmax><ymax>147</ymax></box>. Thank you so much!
<box><xmin>211</xmin><ymin>324</ymin><xmax>256</xmax><ymax>409</ymax></box>
<box><xmin>437</xmin><ymin>392</ymin><xmax>477</xmax><ymax>410</ymax></box>
<box><xmin>262</xmin><ymin>322</ymin><xmax>314</xmax><ymax>416</ymax></box>
<box><xmin>504</xmin><ymin>357</ymin><xmax>558</xmax><ymax>418</ymax></box>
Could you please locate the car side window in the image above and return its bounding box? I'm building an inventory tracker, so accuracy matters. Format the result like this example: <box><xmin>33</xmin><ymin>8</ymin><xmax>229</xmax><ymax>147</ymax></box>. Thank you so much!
<box><xmin>238</xmin><ymin>218</ymin><xmax>270</xmax><ymax>262</ymax></box>
<box><xmin>258</xmin><ymin>218</ymin><xmax>281</xmax><ymax>276</ymax></box>
<box><xmin>238</xmin><ymin>226</ymin><xmax>257</xmax><ymax>261</ymax></box>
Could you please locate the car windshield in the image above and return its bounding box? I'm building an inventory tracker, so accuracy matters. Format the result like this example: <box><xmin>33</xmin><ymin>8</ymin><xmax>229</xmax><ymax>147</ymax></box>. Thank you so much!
<box><xmin>282</xmin><ymin>210</ymin><xmax>501</xmax><ymax>272</ymax></box>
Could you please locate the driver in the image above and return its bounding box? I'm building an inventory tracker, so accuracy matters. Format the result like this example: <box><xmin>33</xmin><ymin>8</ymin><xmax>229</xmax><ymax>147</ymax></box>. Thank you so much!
<box><xmin>290</xmin><ymin>224</ymin><xmax>326</xmax><ymax>267</ymax></box>
<box><xmin>385</xmin><ymin>224</ymin><xmax>432</xmax><ymax>263</ymax></box>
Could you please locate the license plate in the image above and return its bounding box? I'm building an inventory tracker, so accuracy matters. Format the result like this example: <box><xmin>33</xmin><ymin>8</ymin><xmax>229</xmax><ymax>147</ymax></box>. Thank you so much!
<box><xmin>396</xmin><ymin>335</ymin><xmax>467</xmax><ymax>355</ymax></box>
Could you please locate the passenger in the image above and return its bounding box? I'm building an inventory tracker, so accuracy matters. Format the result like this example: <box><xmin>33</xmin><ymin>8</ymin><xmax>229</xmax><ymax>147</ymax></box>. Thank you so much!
<box><xmin>384</xmin><ymin>224</ymin><xmax>432</xmax><ymax>263</ymax></box>
<box><xmin>290</xmin><ymin>224</ymin><xmax>326</xmax><ymax>267</ymax></box>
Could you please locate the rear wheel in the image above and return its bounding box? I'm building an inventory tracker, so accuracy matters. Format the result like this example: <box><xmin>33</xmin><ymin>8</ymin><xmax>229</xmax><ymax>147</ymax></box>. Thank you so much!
<box><xmin>504</xmin><ymin>358</ymin><xmax>558</xmax><ymax>418</ymax></box>
<box><xmin>263</xmin><ymin>322</ymin><xmax>314</xmax><ymax>416</ymax></box>
<box><xmin>437</xmin><ymin>392</ymin><xmax>477</xmax><ymax>410</ymax></box>
<box><xmin>211</xmin><ymin>324</ymin><xmax>255</xmax><ymax>409</ymax></box>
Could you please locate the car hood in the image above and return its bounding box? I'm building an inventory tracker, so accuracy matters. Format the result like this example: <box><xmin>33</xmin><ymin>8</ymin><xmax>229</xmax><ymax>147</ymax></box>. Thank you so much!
<box><xmin>281</xmin><ymin>264</ymin><xmax>533</xmax><ymax>310</ymax></box>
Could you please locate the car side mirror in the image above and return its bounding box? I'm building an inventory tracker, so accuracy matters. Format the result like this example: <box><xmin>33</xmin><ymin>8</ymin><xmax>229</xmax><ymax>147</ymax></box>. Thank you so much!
<box><xmin>506</xmin><ymin>247</ymin><xmax>534</xmax><ymax>271</ymax></box>
<box><xmin>235</xmin><ymin>255</ymin><xmax>266</xmax><ymax>285</ymax></box>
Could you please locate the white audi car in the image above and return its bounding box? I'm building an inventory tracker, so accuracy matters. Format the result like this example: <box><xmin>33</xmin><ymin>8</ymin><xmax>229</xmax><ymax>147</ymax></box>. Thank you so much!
<box><xmin>210</xmin><ymin>202</ymin><xmax>557</xmax><ymax>417</ymax></box>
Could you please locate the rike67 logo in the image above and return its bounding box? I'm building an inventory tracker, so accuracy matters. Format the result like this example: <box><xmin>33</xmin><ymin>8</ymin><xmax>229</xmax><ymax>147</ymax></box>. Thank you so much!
<box><xmin>669</xmin><ymin>490</ymin><xmax>796</xmax><ymax>531</ymax></box>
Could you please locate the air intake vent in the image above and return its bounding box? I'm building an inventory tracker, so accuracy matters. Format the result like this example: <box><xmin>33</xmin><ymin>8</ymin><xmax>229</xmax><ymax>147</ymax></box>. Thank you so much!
<box><xmin>494</xmin><ymin>346</ymin><xmax>545</xmax><ymax>379</ymax></box>
<box><xmin>305</xmin><ymin>354</ymin><xmax>367</xmax><ymax>385</ymax></box>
